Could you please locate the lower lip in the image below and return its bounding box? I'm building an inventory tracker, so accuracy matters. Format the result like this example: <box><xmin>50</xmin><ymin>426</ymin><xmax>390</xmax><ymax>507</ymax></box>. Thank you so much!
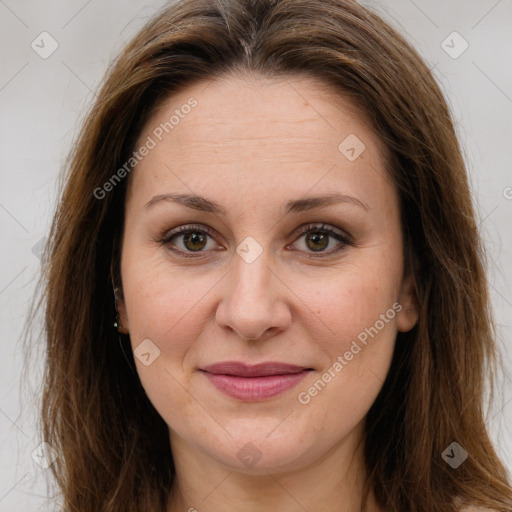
<box><xmin>201</xmin><ymin>370</ymin><xmax>311</xmax><ymax>401</ymax></box>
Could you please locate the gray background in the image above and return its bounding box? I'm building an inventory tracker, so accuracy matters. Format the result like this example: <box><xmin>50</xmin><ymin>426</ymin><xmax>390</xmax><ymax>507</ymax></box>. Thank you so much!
<box><xmin>1</xmin><ymin>0</ymin><xmax>511</xmax><ymax>510</ymax></box>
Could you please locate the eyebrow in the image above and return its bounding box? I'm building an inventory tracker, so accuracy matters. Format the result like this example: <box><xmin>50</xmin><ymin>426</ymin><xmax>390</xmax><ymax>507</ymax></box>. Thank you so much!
<box><xmin>143</xmin><ymin>192</ymin><xmax>369</xmax><ymax>215</ymax></box>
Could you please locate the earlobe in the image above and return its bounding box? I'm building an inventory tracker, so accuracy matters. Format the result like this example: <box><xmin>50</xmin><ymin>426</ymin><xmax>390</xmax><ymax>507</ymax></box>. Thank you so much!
<box><xmin>396</xmin><ymin>275</ymin><xmax>419</xmax><ymax>332</ymax></box>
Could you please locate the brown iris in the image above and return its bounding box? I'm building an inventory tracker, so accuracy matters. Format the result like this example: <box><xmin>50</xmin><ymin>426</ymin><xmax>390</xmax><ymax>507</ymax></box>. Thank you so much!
<box><xmin>183</xmin><ymin>232</ymin><xmax>207</xmax><ymax>251</ymax></box>
<box><xmin>306</xmin><ymin>231</ymin><xmax>329</xmax><ymax>251</ymax></box>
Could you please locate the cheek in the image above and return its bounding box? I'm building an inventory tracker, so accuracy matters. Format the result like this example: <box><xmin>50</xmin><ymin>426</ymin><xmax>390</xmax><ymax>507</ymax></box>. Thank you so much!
<box><xmin>290</xmin><ymin>263</ymin><xmax>400</xmax><ymax>417</ymax></box>
<box><xmin>121</xmin><ymin>264</ymin><xmax>216</xmax><ymax>422</ymax></box>
<box><xmin>123</xmin><ymin>265</ymin><xmax>221</xmax><ymax>355</ymax></box>
<box><xmin>292</xmin><ymin>262</ymin><xmax>400</xmax><ymax>353</ymax></box>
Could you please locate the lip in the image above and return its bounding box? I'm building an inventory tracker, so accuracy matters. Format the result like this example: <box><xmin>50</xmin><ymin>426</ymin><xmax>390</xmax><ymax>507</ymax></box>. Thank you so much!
<box><xmin>200</xmin><ymin>361</ymin><xmax>313</xmax><ymax>401</ymax></box>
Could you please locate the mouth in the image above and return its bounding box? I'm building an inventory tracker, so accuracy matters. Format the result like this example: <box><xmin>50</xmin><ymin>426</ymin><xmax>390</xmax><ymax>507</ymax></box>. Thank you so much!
<box><xmin>199</xmin><ymin>361</ymin><xmax>314</xmax><ymax>401</ymax></box>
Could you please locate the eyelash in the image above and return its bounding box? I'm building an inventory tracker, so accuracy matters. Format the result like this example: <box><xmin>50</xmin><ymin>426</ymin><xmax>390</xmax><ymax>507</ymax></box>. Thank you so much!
<box><xmin>158</xmin><ymin>223</ymin><xmax>352</xmax><ymax>259</ymax></box>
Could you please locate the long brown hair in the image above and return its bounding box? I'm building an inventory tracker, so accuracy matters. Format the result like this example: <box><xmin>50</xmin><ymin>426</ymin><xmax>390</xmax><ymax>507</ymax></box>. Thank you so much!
<box><xmin>31</xmin><ymin>0</ymin><xmax>512</xmax><ymax>510</ymax></box>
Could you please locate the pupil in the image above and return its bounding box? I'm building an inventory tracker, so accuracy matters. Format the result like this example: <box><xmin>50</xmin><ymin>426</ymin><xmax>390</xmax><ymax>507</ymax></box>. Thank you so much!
<box><xmin>307</xmin><ymin>232</ymin><xmax>328</xmax><ymax>251</ymax></box>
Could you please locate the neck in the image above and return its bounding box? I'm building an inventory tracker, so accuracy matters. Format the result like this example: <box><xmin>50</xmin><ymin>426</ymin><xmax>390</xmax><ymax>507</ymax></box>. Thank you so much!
<box><xmin>166</xmin><ymin>422</ymin><xmax>382</xmax><ymax>512</ymax></box>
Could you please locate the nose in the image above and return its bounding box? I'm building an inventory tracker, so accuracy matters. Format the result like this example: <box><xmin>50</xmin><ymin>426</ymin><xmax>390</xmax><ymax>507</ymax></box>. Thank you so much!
<box><xmin>215</xmin><ymin>250</ymin><xmax>292</xmax><ymax>341</ymax></box>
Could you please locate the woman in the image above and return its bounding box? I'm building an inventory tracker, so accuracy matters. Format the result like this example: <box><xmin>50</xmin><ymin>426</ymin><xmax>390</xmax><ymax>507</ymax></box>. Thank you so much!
<box><xmin>36</xmin><ymin>0</ymin><xmax>512</xmax><ymax>510</ymax></box>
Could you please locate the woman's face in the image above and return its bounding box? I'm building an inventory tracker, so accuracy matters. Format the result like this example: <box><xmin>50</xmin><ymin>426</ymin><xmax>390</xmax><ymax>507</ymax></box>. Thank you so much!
<box><xmin>117</xmin><ymin>73</ymin><xmax>418</xmax><ymax>474</ymax></box>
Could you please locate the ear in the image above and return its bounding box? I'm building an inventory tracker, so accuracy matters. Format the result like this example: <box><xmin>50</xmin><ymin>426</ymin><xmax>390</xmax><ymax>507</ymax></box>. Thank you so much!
<box><xmin>114</xmin><ymin>287</ymin><xmax>130</xmax><ymax>334</ymax></box>
<box><xmin>396</xmin><ymin>273</ymin><xmax>419</xmax><ymax>332</ymax></box>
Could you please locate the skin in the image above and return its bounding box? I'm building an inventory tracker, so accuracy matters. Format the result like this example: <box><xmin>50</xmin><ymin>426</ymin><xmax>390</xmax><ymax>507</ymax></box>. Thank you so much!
<box><xmin>116</xmin><ymin>72</ymin><xmax>419</xmax><ymax>512</ymax></box>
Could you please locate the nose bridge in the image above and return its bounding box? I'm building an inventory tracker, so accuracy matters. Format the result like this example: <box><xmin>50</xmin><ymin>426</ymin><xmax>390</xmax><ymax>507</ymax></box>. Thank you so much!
<box><xmin>229</xmin><ymin>245</ymin><xmax>276</xmax><ymax>317</ymax></box>
<box><xmin>215</xmin><ymin>243</ymin><xmax>291</xmax><ymax>341</ymax></box>
<box><xmin>232</xmin><ymin>248</ymin><xmax>272</xmax><ymax>301</ymax></box>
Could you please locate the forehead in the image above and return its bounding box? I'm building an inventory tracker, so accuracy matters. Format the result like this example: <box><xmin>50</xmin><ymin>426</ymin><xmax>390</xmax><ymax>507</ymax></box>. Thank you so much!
<box><xmin>127</xmin><ymin>72</ymin><xmax>392</xmax><ymax>209</ymax></box>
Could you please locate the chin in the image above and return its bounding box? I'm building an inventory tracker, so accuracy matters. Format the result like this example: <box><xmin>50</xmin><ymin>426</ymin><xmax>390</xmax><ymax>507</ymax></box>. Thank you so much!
<box><xmin>198</xmin><ymin>421</ymin><xmax>323</xmax><ymax>475</ymax></box>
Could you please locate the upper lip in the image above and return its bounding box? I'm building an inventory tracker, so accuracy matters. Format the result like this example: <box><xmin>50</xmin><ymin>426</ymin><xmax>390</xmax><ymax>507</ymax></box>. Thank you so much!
<box><xmin>200</xmin><ymin>361</ymin><xmax>312</xmax><ymax>377</ymax></box>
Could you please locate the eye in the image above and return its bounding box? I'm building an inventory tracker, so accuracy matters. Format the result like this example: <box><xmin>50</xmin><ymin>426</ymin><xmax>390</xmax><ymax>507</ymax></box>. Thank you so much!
<box><xmin>289</xmin><ymin>223</ymin><xmax>351</xmax><ymax>257</ymax></box>
<box><xmin>159</xmin><ymin>224</ymin><xmax>221</xmax><ymax>257</ymax></box>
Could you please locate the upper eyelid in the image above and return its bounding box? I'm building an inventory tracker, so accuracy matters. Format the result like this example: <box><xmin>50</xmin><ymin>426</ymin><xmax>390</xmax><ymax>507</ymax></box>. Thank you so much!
<box><xmin>162</xmin><ymin>223</ymin><xmax>219</xmax><ymax>242</ymax></box>
<box><xmin>293</xmin><ymin>222</ymin><xmax>350</xmax><ymax>239</ymax></box>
